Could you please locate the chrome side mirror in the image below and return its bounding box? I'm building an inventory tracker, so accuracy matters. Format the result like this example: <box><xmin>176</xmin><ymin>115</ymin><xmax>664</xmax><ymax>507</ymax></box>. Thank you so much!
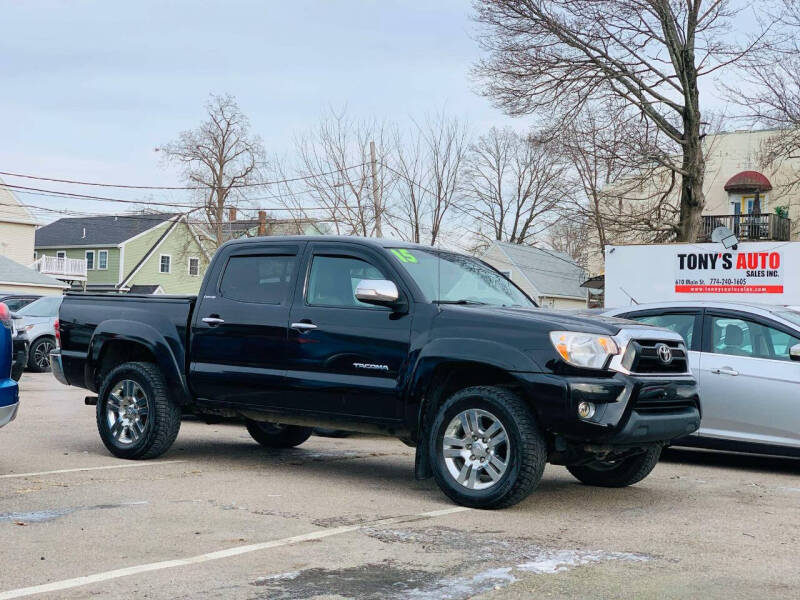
<box><xmin>790</xmin><ymin>343</ymin><xmax>800</xmax><ymax>362</ymax></box>
<box><xmin>355</xmin><ymin>279</ymin><xmax>400</xmax><ymax>307</ymax></box>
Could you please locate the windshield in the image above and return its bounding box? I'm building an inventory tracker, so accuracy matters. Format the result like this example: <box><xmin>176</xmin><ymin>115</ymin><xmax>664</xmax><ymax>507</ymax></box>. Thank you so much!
<box><xmin>388</xmin><ymin>248</ymin><xmax>534</xmax><ymax>307</ymax></box>
<box><xmin>17</xmin><ymin>295</ymin><xmax>63</xmax><ymax>317</ymax></box>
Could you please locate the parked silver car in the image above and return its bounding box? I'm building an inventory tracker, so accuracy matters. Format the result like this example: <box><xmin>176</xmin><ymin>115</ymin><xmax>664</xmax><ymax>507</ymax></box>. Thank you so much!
<box><xmin>602</xmin><ymin>301</ymin><xmax>800</xmax><ymax>457</ymax></box>
<box><xmin>14</xmin><ymin>296</ymin><xmax>63</xmax><ymax>373</ymax></box>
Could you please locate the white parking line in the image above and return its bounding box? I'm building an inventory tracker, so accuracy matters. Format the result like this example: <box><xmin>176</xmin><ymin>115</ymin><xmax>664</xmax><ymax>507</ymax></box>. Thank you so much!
<box><xmin>0</xmin><ymin>461</ymin><xmax>186</xmax><ymax>479</ymax></box>
<box><xmin>0</xmin><ymin>506</ymin><xmax>469</xmax><ymax>600</ymax></box>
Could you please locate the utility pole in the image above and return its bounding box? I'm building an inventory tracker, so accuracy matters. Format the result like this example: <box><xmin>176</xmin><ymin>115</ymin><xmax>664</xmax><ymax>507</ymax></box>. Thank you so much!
<box><xmin>370</xmin><ymin>140</ymin><xmax>382</xmax><ymax>237</ymax></box>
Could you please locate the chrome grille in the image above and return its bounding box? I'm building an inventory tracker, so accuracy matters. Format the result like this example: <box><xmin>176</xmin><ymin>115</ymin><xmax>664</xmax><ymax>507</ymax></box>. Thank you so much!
<box><xmin>622</xmin><ymin>339</ymin><xmax>689</xmax><ymax>375</ymax></box>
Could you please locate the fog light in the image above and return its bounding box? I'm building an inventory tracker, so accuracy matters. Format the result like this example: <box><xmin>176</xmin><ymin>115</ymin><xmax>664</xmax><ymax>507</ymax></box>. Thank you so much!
<box><xmin>578</xmin><ymin>401</ymin><xmax>596</xmax><ymax>419</ymax></box>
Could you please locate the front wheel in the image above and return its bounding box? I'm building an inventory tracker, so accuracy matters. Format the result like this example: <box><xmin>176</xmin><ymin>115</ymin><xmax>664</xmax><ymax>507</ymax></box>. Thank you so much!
<box><xmin>428</xmin><ymin>386</ymin><xmax>547</xmax><ymax>509</ymax></box>
<box><xmin>246</xmin><ymin>421</ymin><xmax>313</xmax><ymax>448</ymax></box>
<box><xmin>96</xmin><ymin>362</ymin><xmax>181</xmax><ymax>459</ymax></box>
<box><xmin>566</xmin><ymin>446</ymin><xmax>662</xmax><ymax>488</ymax></box>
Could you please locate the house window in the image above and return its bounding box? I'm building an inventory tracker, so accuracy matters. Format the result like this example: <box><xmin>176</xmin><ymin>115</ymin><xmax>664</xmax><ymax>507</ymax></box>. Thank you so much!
<box><xmin>188</xmin><ymin>257</ymin><xmax>200</xmax><ymax>277</ymax></box>
<box><xmin>98</xmin><ymin>250</ymin><xmax>108</xmax><ymax>270</ymax></box>
<box><xmin>159</xmin><ymin>254</ymin><xmax>171</xmax><ymax>274</ymax></box>
<box><xmin>86</xmin><ymin>250</ymin><xmax>95</xmax><ymax>270</ymax></box>
<box><xmin>56</xmin><ymin>251</ymin><xmax>66</xmax><ymax>260</ymax></box>
<box><xmin>33</xmin><ymin>251</ymin><xmax>38</xmax><ymax>260</ymax></box>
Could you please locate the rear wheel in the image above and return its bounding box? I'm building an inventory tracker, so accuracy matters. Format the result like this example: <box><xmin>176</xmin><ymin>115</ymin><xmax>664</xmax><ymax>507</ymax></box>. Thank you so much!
<box><xmin>428</xmin><ymin>386</ymin><xmax>547</xmax><ymax>509</ymax></box>
<box><xmin>96</xmin><ymin>362</ymin><xmax>181</xmax><ymax>459</ymax></box>
<box><xmin>246</xmin><ymin>421</ymin><xmax>313</xmax><ymax>448</ymax></box>
<box><xmin>28</xmin><ymin>337</ymin><xmax>55</xmax><ymax>372</ymax></box>
<box><xmin>566</xmin><ymin>446</ymin><xmax>662</xmax><ymax>487</ymax></box>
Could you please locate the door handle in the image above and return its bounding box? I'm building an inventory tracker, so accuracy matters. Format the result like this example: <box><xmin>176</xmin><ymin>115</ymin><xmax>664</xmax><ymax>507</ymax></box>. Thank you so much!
<box><xmin>291</xmin><ymin>322</ymin><xmax>318</xmax><ymax>332</ymax></box>
<box><xmin>202</xmin><ymin>317</ymin><xmax>225</xmax><ymax>326</ymax></box>
<box><xmin>711</xmin><ymin>367</ymin><xmax>739</xmax><ymax>376</ymax></box>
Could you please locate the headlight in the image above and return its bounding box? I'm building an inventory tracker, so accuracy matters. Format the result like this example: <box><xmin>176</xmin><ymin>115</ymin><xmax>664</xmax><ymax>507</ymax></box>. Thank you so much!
<box><xmin>549</xmin><ymin>331</ymin><xmax>619</xmax><ymax>369</ymax></box>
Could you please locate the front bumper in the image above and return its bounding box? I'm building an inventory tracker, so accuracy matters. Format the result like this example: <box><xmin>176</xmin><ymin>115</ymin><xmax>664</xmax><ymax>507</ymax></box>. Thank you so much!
<box><xmin>0</xmin><ymin>379</ymin><xmax>19</xmax><ymax>428</ymax></box>
<box><xmin>514</xmin><ymin>371</ymin><xmax>700</xmax><ymax>446</ymax></box>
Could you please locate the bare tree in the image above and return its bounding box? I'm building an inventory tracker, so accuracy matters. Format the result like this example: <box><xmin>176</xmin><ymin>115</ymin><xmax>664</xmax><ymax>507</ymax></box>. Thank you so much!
<box><xmin>732</xmin><ymin>1</ymin><xmax>800</xmax><ymax>192</ymax></box>
<box><xmin>550</xmin><ymin>104</ymin><xmax>686</xmax><ymax>254</ymax></box>
<box><xmin>464</xmin><ymin>127</ymin><xmax>570</xmax><ymax>244</ymax></box>
<box><xmin>284</xmin><ymin>109</ymin><xmax>395</xmax><ymax>237</ymax></box>
<box><xmin>546</xmin><ymin>212</ymin><xmax>590</xmax><ymax>269</ymax></box>
<box><xmin>390</xmin><ymin>113</ymin><xmax>469</xmax><ymax>245</ymax></box>
<box><xmin>473</xmin><ymin>1</ymin><xmax>771</xmax><ymax>241</ymax></box>
<box><xmin>159</xmin><ymin>94</ymin><xmax>264</xmax><ymax>248</ymax></box>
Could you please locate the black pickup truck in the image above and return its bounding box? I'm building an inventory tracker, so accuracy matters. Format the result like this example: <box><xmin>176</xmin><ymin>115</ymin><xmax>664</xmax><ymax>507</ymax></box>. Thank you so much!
<box><xmin>51</xmin><ymin>236</ymin><xmax>700</xmax><ymax>508</ymax></box>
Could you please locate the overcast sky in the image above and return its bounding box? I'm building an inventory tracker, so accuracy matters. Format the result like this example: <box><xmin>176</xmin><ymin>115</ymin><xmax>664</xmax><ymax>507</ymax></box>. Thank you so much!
<box><xmin>1</xmin><ymin>0</ymin><xmax>526</xmax><ymax>222</ymax></box>
<box><xmin>1</xmin><ymin>0</ymin><xmax>750</xmax><ymax>225</ymax></box>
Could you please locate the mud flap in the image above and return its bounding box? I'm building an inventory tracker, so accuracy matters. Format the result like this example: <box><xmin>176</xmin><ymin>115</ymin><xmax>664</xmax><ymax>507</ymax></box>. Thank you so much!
<box><xmin>11</xmin><ymin>351</ymin><xmax>25</xmax><ymax>382</ymax></box>
<box><xmin>414</xmin><ymin>440</ymin><xmax>433</xmax><ymax>480</ymax></box>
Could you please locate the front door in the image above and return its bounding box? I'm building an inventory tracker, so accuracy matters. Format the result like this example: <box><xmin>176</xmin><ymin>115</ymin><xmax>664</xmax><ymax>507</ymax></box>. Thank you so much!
<box><xmin>698</xmin><ymin>311</ymin><xmax>800</xmax><ymax>448</ymax></box>
<box><xmin>189</xmin><ymin>243</ymin><xmax>303</xmax><ymax>407</ymax></box>
<box><xmin>284</xmin><ymin>243</ymin><xmax>413</xmax><ymax>421</ymax></box>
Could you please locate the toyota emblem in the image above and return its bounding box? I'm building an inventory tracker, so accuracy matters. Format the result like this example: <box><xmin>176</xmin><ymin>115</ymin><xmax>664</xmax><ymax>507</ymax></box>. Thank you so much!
<box><xmin>655</xmin><ymin>343</ymin><xmax>673</xmax><ymax>364</ymax></box>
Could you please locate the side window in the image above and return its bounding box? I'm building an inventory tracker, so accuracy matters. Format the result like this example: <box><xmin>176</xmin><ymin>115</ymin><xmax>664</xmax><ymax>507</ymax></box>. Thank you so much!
<box><xmin>626</xmin><ymin>313</ymin><xmax>697</xmax><ymax>349</ymax></box>
<box><xmin>220</xmin><ymin>255</ymin><xmax>296</xmax><ymax>304</ymax></box>
<box><xmin>711</xmin><ymin>315</ymin><xmax>800</xmax><ymax>361</ymax></box>
<box><xmin>307</xmin><ymin>255</ymin><xmax>388</xmax><ymax>308</ymax></box>
<box><xmin>710</xmin><ymin>317</ymin><xmax>753</xmax><ymax>357</ymax></box>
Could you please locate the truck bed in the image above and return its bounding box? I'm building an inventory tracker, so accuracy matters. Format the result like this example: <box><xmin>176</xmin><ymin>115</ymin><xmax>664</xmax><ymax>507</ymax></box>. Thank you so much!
<box><xmin>58</xmin><ymin>293</ymin><xmax>196</xmax><ymax>391</ymax></box>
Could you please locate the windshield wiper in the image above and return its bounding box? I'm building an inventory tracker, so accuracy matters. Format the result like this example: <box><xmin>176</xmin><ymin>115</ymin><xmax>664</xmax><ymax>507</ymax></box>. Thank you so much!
<box><xmin>434</xmin><ymin>299</ymin><xmax>488</xmax><ymax>306</ymax></box>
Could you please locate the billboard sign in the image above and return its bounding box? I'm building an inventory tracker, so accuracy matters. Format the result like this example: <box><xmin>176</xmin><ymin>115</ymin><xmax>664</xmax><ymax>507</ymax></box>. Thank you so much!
<box><xmin>605</xmin><ymin>242</ymin><xmax>798</xmax><ymax>307</ymax></box>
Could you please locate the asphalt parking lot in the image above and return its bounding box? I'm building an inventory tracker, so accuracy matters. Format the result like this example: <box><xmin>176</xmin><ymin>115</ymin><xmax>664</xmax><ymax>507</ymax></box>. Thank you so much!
<box><xmin>1</xmin><ymin>373</ymin><xmax>799</xmax><ymax>599</ymax></box>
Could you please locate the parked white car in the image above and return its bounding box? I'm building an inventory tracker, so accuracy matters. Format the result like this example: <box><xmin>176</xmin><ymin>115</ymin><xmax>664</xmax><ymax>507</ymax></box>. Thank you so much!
<box><xmin>602</xmin><ymin>301</ymin><xmax>800</xmax><ymax>457</ymax></box>
<box><xmin>14</xmin><ymin>296</ymin><xmax>63</xmax><ymax>373</ymax></box>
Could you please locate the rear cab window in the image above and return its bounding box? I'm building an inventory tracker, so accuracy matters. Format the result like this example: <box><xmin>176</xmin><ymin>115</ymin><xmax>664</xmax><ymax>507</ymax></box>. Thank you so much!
<box><xmin>219</xmin><ymin>254</ymin><xmax>297</xmax><ymax>305</ymax></box>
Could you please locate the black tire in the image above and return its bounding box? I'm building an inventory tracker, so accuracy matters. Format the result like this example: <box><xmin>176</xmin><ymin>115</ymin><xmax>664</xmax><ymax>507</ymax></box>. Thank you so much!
<box><xmin>246</xmin><ymin>421</ymin><xmax>313</xmax><ymax>448</ymax></box>
<box><xmin>96</xmin><ymin>362</ymin><xmax>181</xmax><ymax>459</ymax></box>
<box><xmin>566</xmin><ymin>446</ymin><xmax>662</xmax><ymax>488</ymax></box>
<box><xmin>428</xmin><ymin>386</ymin><xmax>547</xmax><ymax>509</ymax></box>
<box><xmin>27</xmin><ymin>337</ymin><xmax>55</xmax><ymax>372</ymax></box>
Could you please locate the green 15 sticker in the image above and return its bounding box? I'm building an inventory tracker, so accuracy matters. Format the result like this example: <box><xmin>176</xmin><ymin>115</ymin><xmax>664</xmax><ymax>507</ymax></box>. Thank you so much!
<box><xmin>391</xmin><ymin>249</ymin><xmax>418</xmax><ymax>263</ymax></box>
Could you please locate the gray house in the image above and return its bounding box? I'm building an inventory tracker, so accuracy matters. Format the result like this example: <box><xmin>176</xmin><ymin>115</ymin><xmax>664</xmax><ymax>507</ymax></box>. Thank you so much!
<box><xmin>481</xmin><ymin>241</ymin><xmax>588</xmax><ymax>309</ymax></box>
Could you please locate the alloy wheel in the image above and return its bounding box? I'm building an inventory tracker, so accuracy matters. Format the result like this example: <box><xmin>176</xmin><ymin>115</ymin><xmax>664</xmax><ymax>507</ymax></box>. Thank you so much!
<box><xmin>34</xmin><ymin>340</ymin><xmax>54</xmax><ymax>369</ymax></box>
<box><xmin>106</xmin><ymin>379</ymin><xmax>150</xmax><ymax>445</ymax></box>
<box><xmin>442</xmin><ymin>408</ymin><xmax>510</xmax><ymax>490</ymax></box>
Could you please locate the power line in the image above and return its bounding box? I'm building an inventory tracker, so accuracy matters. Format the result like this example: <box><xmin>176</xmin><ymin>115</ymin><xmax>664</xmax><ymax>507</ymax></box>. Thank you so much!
<box><xmin>0</xmin><ymin>163</ymin><xmax>367</xmax><ymax>191</ymax></box>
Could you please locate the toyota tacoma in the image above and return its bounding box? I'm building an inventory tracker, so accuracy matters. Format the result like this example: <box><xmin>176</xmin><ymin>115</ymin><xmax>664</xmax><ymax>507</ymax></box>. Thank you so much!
<box><xmin>50</xmin><ymin>237</ymin><xmax>700</xmax><ymax>508</ymax></box>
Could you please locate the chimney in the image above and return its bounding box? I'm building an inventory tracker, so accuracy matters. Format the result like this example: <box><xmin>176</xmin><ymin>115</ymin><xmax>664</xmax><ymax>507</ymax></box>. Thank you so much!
<box><xmin>228</xmin><ymin>207</ymin><xmax>237</xmax><ymax>222</ymax></box>
<box><xmin>258</xmin><ymin>210</ymin><xmax>267</xmax><ymax>236</ymax></box>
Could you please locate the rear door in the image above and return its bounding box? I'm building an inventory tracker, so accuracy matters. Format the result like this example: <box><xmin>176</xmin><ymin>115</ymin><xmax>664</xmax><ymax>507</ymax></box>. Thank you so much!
<box><xmin>189</xmin><ymin>242</ymin><xmax>303</xmax><ymax>407</ymax></box>
<box><xmin>698</xmin><ymin>310</ymin><xmax>800</xmax><ymax>448</ymax></box>
<box><xmin>284</xmin><ymin>242</ymin><xmax>413</xmax><ymax>421</ymax></box>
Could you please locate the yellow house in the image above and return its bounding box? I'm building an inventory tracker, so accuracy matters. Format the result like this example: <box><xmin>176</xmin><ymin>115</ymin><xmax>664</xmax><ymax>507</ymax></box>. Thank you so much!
<box><xmin>0</xmin><ymin>177</ymin><xmax>37</xmax><ymax>266</ymax></box>
<box><xmin>0</xmin><ymin>179</ymin><xmax>66</xmax><ymax>295</ymax></box>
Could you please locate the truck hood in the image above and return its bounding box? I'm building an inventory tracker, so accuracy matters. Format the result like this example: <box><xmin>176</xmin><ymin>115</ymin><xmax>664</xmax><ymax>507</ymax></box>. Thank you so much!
<box><xmin>439</xmin><ymin>304</ymin><xmax>642</xmax><ymax>335</ymax></box>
